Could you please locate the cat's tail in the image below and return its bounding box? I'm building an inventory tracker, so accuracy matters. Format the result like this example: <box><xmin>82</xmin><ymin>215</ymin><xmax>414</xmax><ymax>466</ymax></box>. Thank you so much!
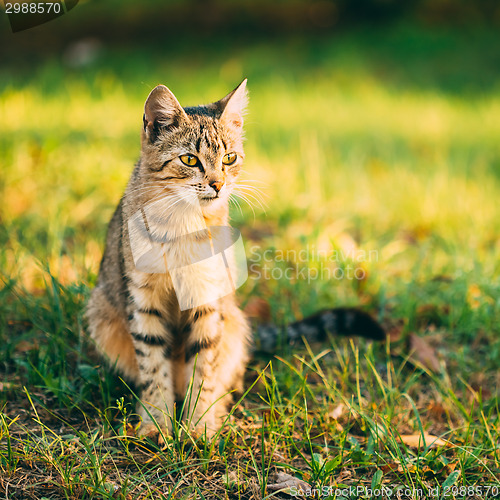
<box><xmin>253</xmin><ymin>308</ymin><xmax>385</xmax><ymax>353</ymax></box>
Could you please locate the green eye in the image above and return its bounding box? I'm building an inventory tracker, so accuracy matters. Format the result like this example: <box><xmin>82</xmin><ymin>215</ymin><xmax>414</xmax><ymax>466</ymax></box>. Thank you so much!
<box><xmin>222</xmin><ymin>152</ymin><xmax>237</xmax><ymax>166</ymax></box>
<box><xmin>180</xmin><ymin>154</ymin><xmax>198</xmax><ymax>166</ymax></box>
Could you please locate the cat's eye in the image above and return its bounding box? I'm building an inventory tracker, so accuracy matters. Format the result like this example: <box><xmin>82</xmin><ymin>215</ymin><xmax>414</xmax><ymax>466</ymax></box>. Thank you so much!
<box><xmin>180</xmin><ymin>154</ymin><xmax>198</xmax><ymax>167</ymax></box>
<box><xmin>222</xmin><ymin>152</ymin><xmax>237</xmax><ymax>166</ymax></box>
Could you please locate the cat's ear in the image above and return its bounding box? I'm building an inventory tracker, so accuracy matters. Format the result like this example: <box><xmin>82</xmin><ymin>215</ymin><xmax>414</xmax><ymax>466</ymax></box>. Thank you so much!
<box><xmin>217</xmin><ymin>79</ymin><xmax>248</xmax><ymax>129</ymax></box>
<box><xmin>143</xmin><ymin>85</ymin><xmax>187</xmax><ymax>142</ymax></box>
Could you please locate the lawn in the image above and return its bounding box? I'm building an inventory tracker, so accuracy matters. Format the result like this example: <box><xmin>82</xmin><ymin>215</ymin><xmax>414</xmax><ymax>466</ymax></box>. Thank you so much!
<box><xmin>1</xmin><ymin>25</ymin><xmax>500</xmax><ymax>498</ymax></box>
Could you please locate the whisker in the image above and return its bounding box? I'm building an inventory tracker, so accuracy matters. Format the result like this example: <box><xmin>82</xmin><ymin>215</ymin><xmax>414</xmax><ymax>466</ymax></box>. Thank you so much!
<box><xmin>235</xmin><ymin>182</ymin><xmax>268</xmax><ymax>193</ymax></box>
<box><xmin>126</xmin><ymin>179</ymin><xmax>195</xmax><ymax>198</ymax></box>
<box><xmin>146</xmin><ymin>194</ymin><xmax>195</xmax><ymax>226</ymax></box>
<box><xmin>237</xmin><ymin>173</ymin><xmax>269</xmax><ymax>186</ymax></box>
<box><xmin>233</xmin><ymin>188</ymin><xmax>268</xmax><ymax>212</ymax></box>
<box><xmin>229</xmin><ymin>194</ymin><xmax>244</xmax><ymax>218</ymax></box>
<box><xmin>234</xmin><ymin>188</ymin><xmax>268</xmax><ymax>207</ymax></box>
<box><xmin>234</xmin><ymin>182</ymin><xmax>268</xmax><ymax>199</ymax></box>
<box><xmin>232</xmin><ymin>191</ymin><xmax>258</xmax><ymax>219</ymax></box>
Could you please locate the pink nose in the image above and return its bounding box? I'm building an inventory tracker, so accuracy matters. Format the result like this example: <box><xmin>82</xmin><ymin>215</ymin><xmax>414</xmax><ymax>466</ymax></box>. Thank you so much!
<box><xmin>210</xmin><ymin>181</ymin><xmax>224</xmax><ymax>193</ymax></box>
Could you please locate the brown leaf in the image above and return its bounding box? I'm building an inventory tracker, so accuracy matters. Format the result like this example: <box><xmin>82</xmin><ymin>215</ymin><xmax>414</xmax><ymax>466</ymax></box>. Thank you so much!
<box><xmin>7</xmin><ymin>319</ymin><xmax>33</xmax><ymax>327</ymax></box>
<box><xmin>421</xmin><ymin>465</ymin><xmax>435</xmax><ymax>476</ymax></box>
<box><xmin>267</xmin><ymin>471</ymin><xmax>310</xmax><ymax>494</ymax></box>
<box><xmin>244</xmin><ymin>297</ymin><xmax>272</xmax><ymax>323</ymax></box>
<box><xmin>427</xmin><ymin>401</ymin><xmax>447</xmax><ymax>422</ymax></box>
<box><xmin>329</xmin><ymin>403</ymin><xmax>345</xmax><ymax>420</ymax></box>
<box><xmin>248</xmin><ymin>478</ymin><xmax>261</xmax><ymax>498</ymax></box>
<box><xmin>409</xmin><ymin>333</ymin><xmax>440</xmax><ymax>372</ymax></box>
<box><xmin>446</xmin><ymin>461</ymin><xmax>458</xmax><ymax>473</ymax></box>
<box><xmin>380</xmin><ymin>462</ymin><xmax>401</xmax><ymax>473</ymax></box>
<box><xmin>223</xmin><ymin>471</ymin><xmax>240</xmax><ymax>488</ymax></box>
<box><xmin>399</xmin><ymin>433</ymin><xmax>452</xmax><ymax>449</ymax></box>
<box><xmin>15</xmin><ymin>340</ymin><xmax>39</xmax><ymax>353</ymax></box>
<box><xmin>327</xmin><ymin>403</ymin><xmax>346</xmax><ymax>431</ymax></box>
<box><xmin>125</xmin><ymin>423</ymin><xmax>136</xmax><ymax>437</ymax></box>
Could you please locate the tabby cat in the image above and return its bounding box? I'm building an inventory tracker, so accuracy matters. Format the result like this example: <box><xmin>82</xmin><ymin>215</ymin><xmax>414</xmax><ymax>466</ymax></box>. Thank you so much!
<box><xmin>85</xmin><ymin>80</ymin><xmax>384</xmax><ymax>437</ymax></box>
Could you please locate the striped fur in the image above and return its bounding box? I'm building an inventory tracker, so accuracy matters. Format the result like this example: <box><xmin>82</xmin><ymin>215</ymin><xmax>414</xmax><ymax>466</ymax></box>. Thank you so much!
<box><xmin>86</xmin><ymin>81</ymin><xmax>251</xmax><ymax>436</ymax></box>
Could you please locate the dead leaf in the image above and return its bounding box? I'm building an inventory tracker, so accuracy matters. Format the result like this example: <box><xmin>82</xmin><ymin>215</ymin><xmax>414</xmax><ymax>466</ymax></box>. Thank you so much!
<box><xmin>421</xmin><ymin>460</ymin><xmax>458</xmax><ymax>478</ymax></box>
<box><xmin>399</xmin><ymin>433</ymin><xmax>452</xmax><ymax>449</ymax></box>
<box><xmin>223</xmin><ymin>471</ymin><xmax>240</xmax><ymax>488</ymax></box>
<box><xmin>7</xmin><ymin>319</ymin><xmax>33</xmax><ymax>327</ymax></box>
<box><xmin>381</xmin><ymin>462</ymin><xmax>401</xmax><ymax>473</ymax></box>
<box><xmin>421</xmin><ymin>465</ymin><xmax>436</xmax><ymax>477</ymax></box>
<box><xmin>427</xmin><ymin>401</ymin><xmax>447</xmax><ymax>422</ymax></box>
<box><xmin>272</xmin><ymin>451</ymin><xmax>287</xmax><ymax>462</ymax></box>
<box><xmin>329</xmin><ymin>403</ymin><xmax>345</xmax><ymax>420</ymax></box>
<box><xmin>409</xmin><ymin>333</ymin><xmax>440</xmax><ymax>372</ymax></box>
<box><xmin>15</xmin><ymin>340</ymin><xmax>39</xmax><ymax>353</ymax></box>
<box><xmin>244</xmin><ymin>297</ymin><xmax>271</xmax><ymax>323</ymax></box>
<box><xmin>267</xmin><ymin>471</ymin><xmax>310</xmax><ymax>494</ymax></box>
<box><xmin>125</xmin><ymin>423</ymin><xmax>136</xmax><ymax>437</ymax></box>
<box><xmin>446</xmin><ymin>461</ymin><xmax>458</xmax><ymax>474</ymax></box>
<box><xmin>327</xmin><ymin>404</ymin><xmax>346</xmax><ymax>431</ymax></box>
<box><xmin>248</xmin><ymin>478</ymin><xmax>261</xmax><ymax>498</ymax></box>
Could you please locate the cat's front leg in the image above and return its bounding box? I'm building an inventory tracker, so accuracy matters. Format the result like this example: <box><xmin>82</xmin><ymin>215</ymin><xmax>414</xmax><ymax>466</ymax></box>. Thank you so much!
<box><xmin>183</xmin><ymin>306</ymin><xmax>250</xmax><ymax>437</ymax></box>
<box><xmin>182</xmin><ymin>309</ymin><xmax>221</xmax><ymax>435</ymax></box>
<box><xmin>128</xmin><ymin>300</ymin><xmax>175</xmax><ymax>436</ymax></box>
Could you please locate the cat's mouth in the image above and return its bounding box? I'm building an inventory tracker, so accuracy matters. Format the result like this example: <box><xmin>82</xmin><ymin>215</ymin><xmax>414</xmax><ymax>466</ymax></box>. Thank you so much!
<box><xmin>200</xmin><ymin>194</ymin><xmax>219</xmax><ymax>202</ymax></box>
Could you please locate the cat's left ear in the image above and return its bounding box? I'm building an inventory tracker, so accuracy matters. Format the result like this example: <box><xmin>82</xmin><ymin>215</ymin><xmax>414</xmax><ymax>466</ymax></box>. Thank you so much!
<box><xmin>217</xmin><ymin>79</ymin><xmax>248</xmax><ymax>129</ymax></box>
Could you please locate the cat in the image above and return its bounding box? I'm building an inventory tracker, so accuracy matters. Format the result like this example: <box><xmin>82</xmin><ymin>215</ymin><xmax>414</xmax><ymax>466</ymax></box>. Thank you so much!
<box><xmin>85</xmin><ymin>80</ymin><xmax>384</xmax><ymax>437</ymax></box>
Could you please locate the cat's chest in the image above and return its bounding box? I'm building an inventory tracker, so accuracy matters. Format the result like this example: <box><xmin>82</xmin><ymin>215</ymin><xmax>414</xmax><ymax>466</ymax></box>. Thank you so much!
<box><xmin>128</xmin><ymin>257</ymin><xmax>229</xmax><ymax>316</ymax></box>
<box><xmin>128</xmin><ymin>228</ymin><xmax>236</xmax><ymax>313</ymax></box>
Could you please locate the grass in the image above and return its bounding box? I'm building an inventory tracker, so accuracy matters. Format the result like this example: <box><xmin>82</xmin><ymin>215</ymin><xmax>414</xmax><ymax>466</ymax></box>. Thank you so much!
<box><xmin>1</xmin><ymin>24</ymin><xmax>500</xmax><ymax>498</ymax></box>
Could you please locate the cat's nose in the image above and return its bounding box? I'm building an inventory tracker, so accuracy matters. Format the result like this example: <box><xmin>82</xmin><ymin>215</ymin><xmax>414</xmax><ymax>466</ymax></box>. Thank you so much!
<box><xmin>209</xmin><ymin>181</ymin><xmax>224</xmax><ymax>193</ymax></box>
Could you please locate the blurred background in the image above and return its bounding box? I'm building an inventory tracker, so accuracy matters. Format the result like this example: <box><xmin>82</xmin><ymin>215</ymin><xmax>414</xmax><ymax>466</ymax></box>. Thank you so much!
<box><xmin>1</xmin><ymin>0</ymin><xmax>499</xmax><ymax>331</ymax></box>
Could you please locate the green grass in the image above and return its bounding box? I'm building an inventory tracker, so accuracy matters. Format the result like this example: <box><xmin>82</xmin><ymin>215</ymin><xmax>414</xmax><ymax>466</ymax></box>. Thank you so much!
<box><xmin>1</xmin><ymin>25</ymin><xmax>500</xmax><ymax>498</ymax></box>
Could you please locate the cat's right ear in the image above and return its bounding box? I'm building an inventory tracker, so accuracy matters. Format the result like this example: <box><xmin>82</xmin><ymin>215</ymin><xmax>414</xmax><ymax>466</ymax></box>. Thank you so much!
<box><xmin>143</xmin><ymin>85</ymin><xmax>187</xmax><ymax>143</ymax></box>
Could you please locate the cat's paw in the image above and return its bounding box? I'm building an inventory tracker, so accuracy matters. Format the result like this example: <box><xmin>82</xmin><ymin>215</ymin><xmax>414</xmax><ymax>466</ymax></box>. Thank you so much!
<box><xmin>137</xmin><ymin>422</ymin><xmax>170</xmax><ymax>446</ymax></box>
<box><xmin>186</xmin><ymin>417</ymin><xmax>218</xmax><ymax>440</ymax></box>
<box><xmin>137</xmin><ymin>421</ymin><xmax>159</xmax><ymax>437</ymax></box>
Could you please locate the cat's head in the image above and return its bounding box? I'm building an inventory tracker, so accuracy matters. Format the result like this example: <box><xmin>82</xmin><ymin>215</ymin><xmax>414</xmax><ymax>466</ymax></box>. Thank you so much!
<box><xmin>138</xmin><ymin>80</ymin><xmax>248</xmax><ymax>209</ymax></box>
